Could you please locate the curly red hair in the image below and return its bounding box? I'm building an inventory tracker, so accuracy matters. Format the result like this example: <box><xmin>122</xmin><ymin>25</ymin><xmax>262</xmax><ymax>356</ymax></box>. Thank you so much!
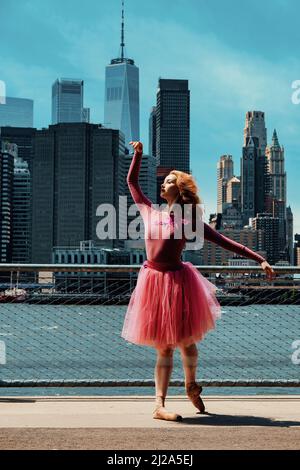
<box><xmin>169</xmin><ymin>170</ymin><xmax>202</xmax><ymax>206</ymax></box>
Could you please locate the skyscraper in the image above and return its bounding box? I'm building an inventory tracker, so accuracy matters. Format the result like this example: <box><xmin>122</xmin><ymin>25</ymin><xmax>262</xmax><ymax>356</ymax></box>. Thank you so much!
<box><xmin>241</xmin><ymin>110</ymin><xmax>271</xmax><ymax>225</ymax></box>
<box><xmin>241</xmin><ymin>135</ymin><xmax>257</xmax><ymax>224</ymax></box>
<box><xmin>156</xmin><ymin>78</ymin><xmax>190</xmax><ymax>172</ymax></box>
<box><xmin>0</xmin><ymin>97</ymin><xmax>33</xmax><ymax>127</ymax></box>
<box><xmin>0</xmin><ymin>141</ymin><xmax>15</xmax><ymax>263</ymax></box>
<box><xmin>0</xmin><ymin>127</ymin><xmax>36</xmax><ymax>174</ymax></box>
<box><xmin>104</xmin><ymin>1</ymin><xmax>139</xmax><ymax>149</ymax></box>
<box><xmin>244</xmin><ymin>111</ymin><xmax>271</xmax><ymax>214</ymax></box>
<box><xmin>273</xmin><ymin>198</ymin><xmax>287</xmax><ymax>258</ymax></box>
<box><xmin>244</xmin><ymin>111</ymin><xmax>267</xmax><ymax>154</ymax></box>
<box><xmin>12</xmin><ymin>156</ymin><xmax>31</xmax><ymax>263</ymax></box>
<box><xmin>226</xmin><ymin>176</ymin><xmax>241</xmax><ymax>209</ymax></box>
<box><xmin>149</xmin><ymin>106</ymin><xmax>157</xmax><ymax>158</ymax></box>
<box><xmin>252</xmin><ymin>213</ymin><xmax>279</xmax><ymax>264</ymax></box>
<box><xmin>265</xmin><ymin>129</ymin><xmax>286</xmax><ymax>208</ymax></box>
<box><xmin>241</xmin><ymin>135</ymin><xmax>267</xmax><ymax>225</ymax></box>
<box><xmin>217</xmin><ymin>155</ymin><xmax>234</xmax><ymax>214</ymax></box>
<box><xmin>219</xmin><ymin>176</ymin><xmax>243</xmax><ymax>229</ymax></box>
<box><xmin>155</xmin><ymin>78</ymin><xmax>190</xmax><ymax>204</ymax></box>
<box><xmin>82</xmin><ymin>107</ymin><xmax>90</xmax><ymax>123</ymax></box>
<box><xmin>52</xmin><ymin>78</ymin><xmax>85</xmax><ymax>124</ymax></box>
<box><xmin>286</xmin><ymin>205</ymin><xmax>294</xmax><ymax>265</ymax></box>
<box><xmin>294</xmin><ymin>234</ymin><xmax>300</xmax><ymax>266</ymax></box>
<box><xmin>265</xmin><ymin>129</ymin><xmax>288</xmax><ymax>259</ymax></box>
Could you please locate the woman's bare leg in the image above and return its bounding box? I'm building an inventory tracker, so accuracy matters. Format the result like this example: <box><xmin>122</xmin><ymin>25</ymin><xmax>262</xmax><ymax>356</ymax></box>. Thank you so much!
<box><xmin>154</xmin><ymin>346</ymin><xmax>174</xmax><ymax>399</ymax></box>
<box><xmin>179</xmin><ymin>342</ymin><xmax>205</xmax><ymax>413</ymax></box>
<box><xmin>153</xmin><ymin>346</ymin><xmax>182</xmax><ymax>421</ymax></box>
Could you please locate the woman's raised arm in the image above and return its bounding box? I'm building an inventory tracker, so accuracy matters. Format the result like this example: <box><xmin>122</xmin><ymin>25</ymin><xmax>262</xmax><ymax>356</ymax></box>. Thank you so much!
<box><xmin>127</xmin><ymin>141</ymin><xmax>153</xmax><ymax>208</ymax></box>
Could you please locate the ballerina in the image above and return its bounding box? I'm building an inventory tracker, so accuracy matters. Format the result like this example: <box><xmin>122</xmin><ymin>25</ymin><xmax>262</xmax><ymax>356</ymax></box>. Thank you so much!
<box><xmin>121</xmin><ymin>141</ymin><xmax>276</xmax><ymax>421</ymax></box>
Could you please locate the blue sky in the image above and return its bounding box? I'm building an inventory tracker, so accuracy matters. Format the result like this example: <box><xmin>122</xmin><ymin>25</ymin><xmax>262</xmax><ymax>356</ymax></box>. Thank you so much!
<box><xmin>1</xmin><ymin>0</ymin><xmax>300</xmax><ymax>232</ymax></box>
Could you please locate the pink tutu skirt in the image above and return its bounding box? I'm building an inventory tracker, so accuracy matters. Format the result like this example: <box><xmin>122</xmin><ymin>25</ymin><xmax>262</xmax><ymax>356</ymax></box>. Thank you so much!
<box><xmin>121</xmin><ymin>260</ymin><xmax>222</xmax><ymax>348</ymax></box>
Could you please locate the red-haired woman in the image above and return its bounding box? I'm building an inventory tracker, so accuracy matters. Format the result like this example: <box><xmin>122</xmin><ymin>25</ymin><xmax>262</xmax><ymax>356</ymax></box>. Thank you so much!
<box><xmin>121</xmin><ymin>141</ymin><xmax>275</xmax><ymax>422</ymax></box>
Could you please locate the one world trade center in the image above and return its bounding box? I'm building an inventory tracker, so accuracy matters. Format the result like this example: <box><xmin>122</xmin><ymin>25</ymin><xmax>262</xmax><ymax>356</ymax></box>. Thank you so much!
<box><xmin>104</xmin><ymin>1</ymin><xmax>140</xmax><ymax>151</ymax></box>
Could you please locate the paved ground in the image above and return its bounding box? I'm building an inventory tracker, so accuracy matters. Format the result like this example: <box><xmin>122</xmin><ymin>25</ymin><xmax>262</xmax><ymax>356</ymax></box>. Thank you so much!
<box><xmin>0</xmin><ymin>395</ymin><xmax>299</xmax><ymax>450</ymax></box>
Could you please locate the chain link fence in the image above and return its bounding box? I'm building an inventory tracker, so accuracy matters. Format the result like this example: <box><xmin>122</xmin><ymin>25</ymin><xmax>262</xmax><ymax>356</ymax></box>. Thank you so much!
<box><xmin>0</xmin><ymin>264</ymin><xmax>299</xmax><ymax>388</ymax></box>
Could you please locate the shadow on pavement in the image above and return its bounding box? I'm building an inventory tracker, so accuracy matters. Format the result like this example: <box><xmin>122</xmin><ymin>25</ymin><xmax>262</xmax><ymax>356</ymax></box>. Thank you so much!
<box><xmin>181</xmin><ymin>412</ymin><xmax>300</xmax><ymax>427</ymax></box>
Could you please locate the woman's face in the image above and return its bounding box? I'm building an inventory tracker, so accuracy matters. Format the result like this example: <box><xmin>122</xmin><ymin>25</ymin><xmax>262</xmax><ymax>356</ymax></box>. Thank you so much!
<box><xmin>160</xmin><ymin>173</ymin><xmax>179</xmax><ymax>201</ymax></box>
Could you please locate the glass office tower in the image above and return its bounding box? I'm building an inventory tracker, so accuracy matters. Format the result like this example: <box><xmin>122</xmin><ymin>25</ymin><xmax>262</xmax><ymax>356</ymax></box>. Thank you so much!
<box><xmin>52</xmin><ymin>78</ymin><xmax>84</xmax><ymax>124</ymax></box>
<box><xmin>0</xmin><ymin>97</ymin><xmax>33</xmax><ymax>127</ymax></box>
<box><xmin>104</xmin><ymin>1</ymin><xmax>139</xmax><ymax>150</ymax></box>
<box><xmin>104</xmin><ymin>60</ymin><xmax>139</xmax><ymax>150</ymax></box>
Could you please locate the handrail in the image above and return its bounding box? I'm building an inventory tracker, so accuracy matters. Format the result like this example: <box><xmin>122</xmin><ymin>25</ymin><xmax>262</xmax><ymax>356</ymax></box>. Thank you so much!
<box><xmin>0</xmin><ymin>263</ymin><xmax>299</xmax><ymax>274</ymax></box>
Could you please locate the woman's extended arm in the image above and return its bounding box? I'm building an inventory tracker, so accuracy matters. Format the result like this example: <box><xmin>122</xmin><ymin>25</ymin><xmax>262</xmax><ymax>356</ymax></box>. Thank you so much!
<box><xmin>203</xmin><ymin>221</ymin><xmax>266</xmax><ymax>264</ymax></box>
<box><xmin>127</xmin><ymin>145</ymin><xmax>153</xmax><ymax>208</ymax></box>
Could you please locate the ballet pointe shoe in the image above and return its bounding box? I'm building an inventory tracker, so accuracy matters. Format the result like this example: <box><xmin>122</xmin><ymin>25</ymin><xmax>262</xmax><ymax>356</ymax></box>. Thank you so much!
<box><xmin>152</xmin><ymin>396</ymin><xmax>183</xmax><ymax>422</ymax></box>
<box><xmin>186</xmin><ymin>381</ymin><xmax>205</xmax><ymax>413</ymax></box>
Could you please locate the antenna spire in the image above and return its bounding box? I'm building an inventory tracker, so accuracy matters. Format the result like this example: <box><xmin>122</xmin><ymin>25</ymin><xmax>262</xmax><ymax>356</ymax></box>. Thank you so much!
<box><xmin>111</xmin><ymin>0</ymin><xmax>134</xmax><ymax>64</ymax></box>
<box><xmin>120</xmin><ymin>0</ymin><xmax>125</xmax><ymax>60</ymax></box>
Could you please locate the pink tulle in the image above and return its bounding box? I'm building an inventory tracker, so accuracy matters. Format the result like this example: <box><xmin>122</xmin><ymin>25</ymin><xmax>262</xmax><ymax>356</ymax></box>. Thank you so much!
<box><xmin>121</xmin><ymin>261</ymin><xmax>222</xmax><ymax>348</ymax></box>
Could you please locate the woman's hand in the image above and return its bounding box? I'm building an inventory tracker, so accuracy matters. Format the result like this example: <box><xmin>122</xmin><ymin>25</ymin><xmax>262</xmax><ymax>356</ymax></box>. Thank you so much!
<box><xmin>129</xmin><ymin>141</ymin><xmax>143</xmax><ymax>154</ymax></box>
<box><xmin>260</xmin><ymin>260</ymin><xmax>276</xmax><ymax>281</ymax></box>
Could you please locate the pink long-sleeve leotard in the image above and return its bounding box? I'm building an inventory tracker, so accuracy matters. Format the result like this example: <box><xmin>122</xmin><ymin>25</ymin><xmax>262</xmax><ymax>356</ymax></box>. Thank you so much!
<box><xmin>127</xmin><ymin>150</ymin><xmax>266</xmax><ymax>268</ymax></box>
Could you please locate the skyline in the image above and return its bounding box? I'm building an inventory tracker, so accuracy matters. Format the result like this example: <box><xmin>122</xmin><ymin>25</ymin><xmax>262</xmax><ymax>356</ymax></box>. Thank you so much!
<box><xmin>0</xmin><ymin>0</ymin><xmax>299</xmax><ymax>231</ymax></box>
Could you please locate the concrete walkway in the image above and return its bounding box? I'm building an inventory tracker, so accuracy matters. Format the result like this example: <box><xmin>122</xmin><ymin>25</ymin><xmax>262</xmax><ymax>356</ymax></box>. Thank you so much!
<box><xmin>0</xmin><ymin>395</ymin><xmax>300</xmax><ymax>449</ymax></box>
